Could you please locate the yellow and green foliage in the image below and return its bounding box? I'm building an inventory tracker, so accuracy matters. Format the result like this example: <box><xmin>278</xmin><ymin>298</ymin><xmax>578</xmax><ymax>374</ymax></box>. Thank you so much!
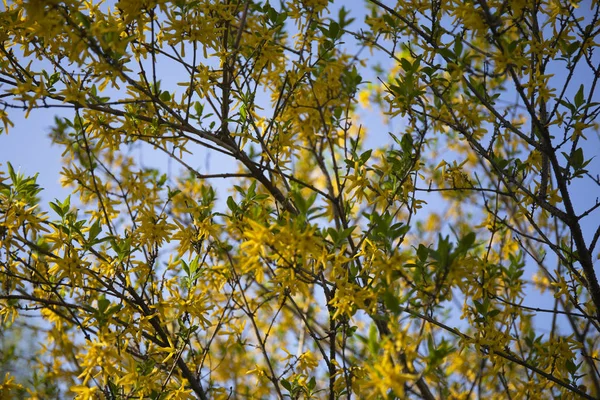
<box><xmin>1</xmin><ymin>0</ymin><xmax>600</xmax><ymax>398</ymax></box>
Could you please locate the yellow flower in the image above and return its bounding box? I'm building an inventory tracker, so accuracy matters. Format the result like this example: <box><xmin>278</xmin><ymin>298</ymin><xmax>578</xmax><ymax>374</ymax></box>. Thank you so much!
<box><xmin>70</xmin><ymin>384</ymin><xmax>99</xmax><ymax>400</ymax></box>
<box><xmin>358</xmin><ymin>89</ymin><xmax>371</xmax><ymax>109</ymax></box>
<box><xmin>0</xmin><ymin>373</ymin><xmax>25</xmax><ymax>398</ymax></box>
<box><xmin>165</xmin><ymin>381</ymin><xmax>195</xmax><ymax>400</ymax></box>
<box><xmin>298</xmin><ymin>351</ymin><xmax>319</xmax><ymax>372</ymax></box>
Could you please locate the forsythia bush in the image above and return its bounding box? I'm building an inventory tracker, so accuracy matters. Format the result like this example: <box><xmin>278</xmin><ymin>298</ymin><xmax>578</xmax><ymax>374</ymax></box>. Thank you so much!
<box><xmin>1</xmin><ymin>0</ymin><xmax>600</xmax><ymax>398</ymax></box>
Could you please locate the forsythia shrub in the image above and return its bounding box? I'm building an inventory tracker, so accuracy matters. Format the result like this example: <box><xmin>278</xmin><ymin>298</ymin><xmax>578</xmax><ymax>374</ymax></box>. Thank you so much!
<box><xmin>1</xmin><ymin>0</ymin><xmax>600</xmax><ymax>398</ymax></box>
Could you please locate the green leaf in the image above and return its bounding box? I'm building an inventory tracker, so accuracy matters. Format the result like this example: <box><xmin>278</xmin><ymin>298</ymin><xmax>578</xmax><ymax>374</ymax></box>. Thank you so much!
<box><xmin>401</xmin><ymin>133</ymin><xmax>413</xmax><ymax>153</ymax></box>
<box><xmin>280</xmin><ymin>378</ymin><xmax>291</xmax><ymax>391</ymax></box>
<box><xmin>158</xmin><ymin>173</ymin><xmax>167</xmax><ymax>187</ymax></box>
<box><xmin>97</xmin><ymin>297</ymin><xmax>110</xmax><ymax>313</ymax></box>
<box><xmin>571</xmin><ymin>148</ymin><xmax>584</xmax><ymax>168</ymax></box>
<box><xmin>275</xmin><ymin>11</ymin><xmax>287</xmax><ymax>25</ymax></box>
<box><xmin>368</xmin><ymin>324</ymin><xmax>380</xmax><ymax>355</ymax></box>
<box><xmin>168</xmin><ymin>188</ymin><xmax>181</xmax><ymax>200</ymax></box>
<box><xmin>359</xmin><ymin>149</ymin><xmax>372</xmax><ymax>165</ymax></box>
<box><xmin>438</xmin><ymin>47</ymin><xmax>455</xmax><ymax>60</ymax></box>
<box><xmin>328</xmin><ymin>226</ymin><xmax>356</xmax><ymax>247</ymax></box>
<box><xmin>453</xmin><ymin>37</ymin><xmax>463</xmax><ymax>58</ymax></box>
<box><xmin>227</xmin><ymin>196</ymin><xmax>238</xmax><ymax>213</ymax></box>
<box><xmin>159</xmin><ymin>91</ymin><xmax>171</xmax><ymax>102</ymax></box>
<box><xmin>239</xmin><ymin>103</ymin><xmax>247</xmax><ymax>122</ymax></box>
<box><xmin>574</xmin><ymin>84</ymin><xmax>585</xmax><ymax>108</ymax></box>
<box><xmin>417</xmin><ymin>244</ymin><xmax>429</xmax><ymax>262</ymax></box>
<box><xmin>400</xmin><ymin>58</ymin><xmax>412</xmax><ymax>72</ymax></box>
<box><xmin>329</xmin><ymin>21</ymin><xmax>340</xmax><ymax>39</ymax></box>
<box><xmin>75</xmin><ymin>11</ymin><xmax>91</xmax><ymax>29</ymax></box>
<box><xmin>49</xmin><ymin>201</ymin><xmax>64</xmax><ymax>218</ymax></box>
<box><xmin>337</xmin><ymin>6</ymin><xmax>355</xmax><ymax>29</ymax></box>
<box><xmin>88</xmin><ymin>219</ymin><xmax>102</xmax><ymax>242</ymax></box>
<box><xmin>188</xmin><ymin>256</ymin><xmax>200</xmax><ymax>275</ymax></box>
<box><xmin>566</xmin><ymin>41</ymin><xmax>581</xmax><ymax>56</ymax></box>
<box><xmin>194</xmin><ymin>102</ymin><xmax>204</xmax><ymax>116</ymax></box>
<box><xmin>333</xmin><ymin>106</ymin><xmax>343</xmax><ymax>120</ymax></box>
<box><xmin>459</xmin><ymin>232</ymin><xmax>476</xmax><ymax>251</ymax></box>
<box><xmin>6</xmin><ymin>161</ymin><xmax>16</xmax><ymax>182</ymax></box>
<box><xmin>384</xmin><ymin>290</ymin><xmax>402</xmax><ymax>314</ymax></box>
<box><xmin>180</xmin><ymin>259</ymin><xmax>190</xmax><ymax>275</ymax></box>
